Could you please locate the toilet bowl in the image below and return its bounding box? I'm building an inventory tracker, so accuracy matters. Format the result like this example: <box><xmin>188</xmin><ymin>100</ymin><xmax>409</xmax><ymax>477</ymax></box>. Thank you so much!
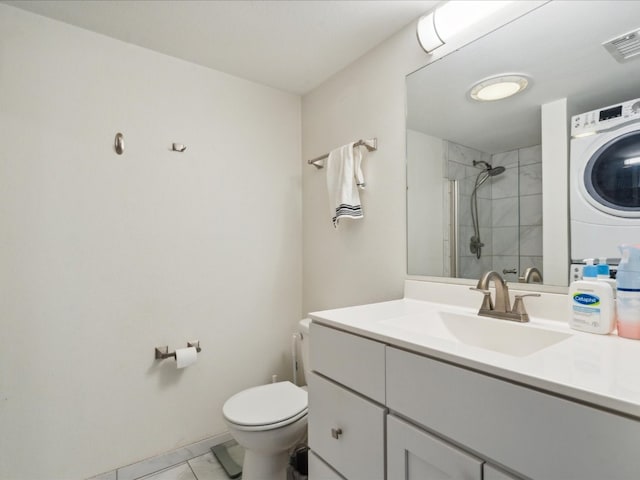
<box><xmin>222</xmin><ymin>319</ymin><xmax>312</xmax><ymax>480</ymax></box>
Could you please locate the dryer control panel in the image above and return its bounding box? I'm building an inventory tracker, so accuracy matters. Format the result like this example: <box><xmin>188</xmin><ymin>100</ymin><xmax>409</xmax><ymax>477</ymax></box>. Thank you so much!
<box><xmin>571</xmin><ymin>97</ymin><xmax>640</xmax><ymax>137</ymax></box>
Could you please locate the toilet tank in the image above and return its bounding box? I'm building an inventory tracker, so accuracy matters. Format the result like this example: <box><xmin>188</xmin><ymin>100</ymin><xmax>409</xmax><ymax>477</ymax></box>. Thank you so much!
<box><xmin>298</xmin><ymin>318</ymin><xmax>312</xmax><ymax>385</ymax></box>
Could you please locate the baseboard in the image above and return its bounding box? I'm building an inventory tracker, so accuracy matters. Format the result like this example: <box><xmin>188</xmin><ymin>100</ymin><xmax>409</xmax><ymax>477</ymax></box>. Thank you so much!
<box><xmin>87</xmin><ymin>432</ymin><xmax>232</xmax><ymax>480</ymax></box>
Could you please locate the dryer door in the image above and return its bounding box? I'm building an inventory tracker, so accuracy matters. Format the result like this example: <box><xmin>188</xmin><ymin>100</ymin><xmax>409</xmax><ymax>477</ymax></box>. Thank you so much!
<box><xmin>583</xmin><ymin>128</ymin><xmax>640</xmax><ymax>217</ymax></box>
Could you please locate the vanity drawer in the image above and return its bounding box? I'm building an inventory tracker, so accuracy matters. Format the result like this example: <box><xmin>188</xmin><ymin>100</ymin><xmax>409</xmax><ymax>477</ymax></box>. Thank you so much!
<box><xmin>310</xmin><ymin>322</ymin><xmax>385</xmax><ymax>402</ymax></box>
<box><xmin>308</xmin><ymin>372</ymin><xmax>386</xmax><ymax>480</ymax></box>
<box><xmin>386</xmin><ymin>346</ymin><xmax>640</xmax><ymax>480</ymax></box>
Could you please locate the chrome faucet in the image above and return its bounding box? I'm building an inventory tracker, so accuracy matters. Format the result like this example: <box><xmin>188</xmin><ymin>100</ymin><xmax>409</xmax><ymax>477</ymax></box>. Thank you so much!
<box><xmin>471</xmin><ymin>270</ymin><xmax>540</xmax><ymax>322</ymax></box>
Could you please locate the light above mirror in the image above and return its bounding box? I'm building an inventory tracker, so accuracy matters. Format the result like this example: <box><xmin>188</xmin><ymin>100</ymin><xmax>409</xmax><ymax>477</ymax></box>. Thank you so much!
<box><xmin>469</xmin><ymin>75</ymin><xmax>529</xmax><ymax>102</ymax></box>
<box><xmin>416</xmin><ymin>0</ymin><xmax>514</xmax><ymax>53</ymax></box>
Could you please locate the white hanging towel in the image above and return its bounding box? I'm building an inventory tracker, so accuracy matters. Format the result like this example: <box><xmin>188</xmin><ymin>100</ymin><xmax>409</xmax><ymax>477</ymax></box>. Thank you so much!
<box><xmin>325</xmin><ymin>142</ymin><xmax>366</xmax><ymax>227</ymax></box>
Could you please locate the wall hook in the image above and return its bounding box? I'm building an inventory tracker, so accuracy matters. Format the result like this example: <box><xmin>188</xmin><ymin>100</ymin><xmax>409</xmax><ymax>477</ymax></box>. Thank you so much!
<box><xmin>172</xmin><ymin>143</ymin><xmax>187</xmax><ymax>152</ymax></box>
<box><xmin>114</xmin><ymin>132</ymin><xmax>124</xmax><ymax>155</ymax></box>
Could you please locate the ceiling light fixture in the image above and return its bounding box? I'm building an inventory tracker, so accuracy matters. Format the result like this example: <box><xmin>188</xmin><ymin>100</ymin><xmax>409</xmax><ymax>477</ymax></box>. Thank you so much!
<box><xmin>469</xmin><ymin>74</ymin><xmax>529</xmax><ymax>102</ymax></box>
<box><xmin>417</xmin><ymin>1</ymin><xmax>514</xmax><ymax>53</ymax></box>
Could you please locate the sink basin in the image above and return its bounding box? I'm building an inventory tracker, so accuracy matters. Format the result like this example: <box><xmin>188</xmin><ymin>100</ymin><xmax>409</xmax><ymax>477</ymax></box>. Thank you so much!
<box><xmin>380</xmin><ymin>310</ymin><xmax>571</xmax><ymax>357</ymax></box>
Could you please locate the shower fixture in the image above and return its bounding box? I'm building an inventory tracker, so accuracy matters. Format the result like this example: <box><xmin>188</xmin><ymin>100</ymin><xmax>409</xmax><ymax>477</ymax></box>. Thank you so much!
<box><xmin>470</xmin><ymin>160</ymin><xmax>505</xmax><ymax>259</ymax></box>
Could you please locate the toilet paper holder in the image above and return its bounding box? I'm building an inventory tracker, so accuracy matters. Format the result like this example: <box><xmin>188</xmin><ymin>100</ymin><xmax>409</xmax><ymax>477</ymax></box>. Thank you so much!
<box><xmin>155</xmin><ymin>341</ymin><xmax>201</xmax><ymax>360</ymax></box>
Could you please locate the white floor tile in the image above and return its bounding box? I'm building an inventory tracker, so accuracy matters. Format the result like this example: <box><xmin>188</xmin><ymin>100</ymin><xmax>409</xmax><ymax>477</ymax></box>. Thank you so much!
<box><xmin>138</xmin><ymin>463</ymin><xmax>196</xmax><ymax>480</ymax></box>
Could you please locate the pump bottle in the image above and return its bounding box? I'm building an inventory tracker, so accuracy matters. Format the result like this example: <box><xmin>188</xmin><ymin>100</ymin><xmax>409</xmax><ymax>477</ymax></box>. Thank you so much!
<box><xmin>616</xmin><ymin>245</ymin><xmax>640</xmax><ymax>339</ymax></box>
<box><xmin>568</xmin><ymin>259</ymin><xmax>614</xmax><ymax>334</ymax></box>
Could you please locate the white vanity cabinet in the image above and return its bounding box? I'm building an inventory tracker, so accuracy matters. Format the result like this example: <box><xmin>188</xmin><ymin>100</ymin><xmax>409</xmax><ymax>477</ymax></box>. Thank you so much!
<box><xmin>387</xmin><ymin>414</ymin><xmax>519</xmax><ymax>480</ymax></box>
<box><xmin>309</xmin><ymin>321</ymin><xmax>640</xmax><ymax>480</ymax></box>
<box><xmin>308</xmin><ymin>451</ymin><xmax>345</xmax><ymax>480</ymax></box>
<box><xmin>308</xmin><ymin>323</ymin><xmax>386</xmax><ymax>480</ymax></box>
<box><xmin>387</xmin><ymin>414</ymin><xmax>484</xmax><ymax>479</ymax></box>
<box><xmin>386</xmin><ymin>346</ymin><xmax>640</xmax><ymax>480</ymax></box>
<box><xmin>483</xmin><ymin>464</ymin><xmax>520</xmax><ymax>480</ymax></box>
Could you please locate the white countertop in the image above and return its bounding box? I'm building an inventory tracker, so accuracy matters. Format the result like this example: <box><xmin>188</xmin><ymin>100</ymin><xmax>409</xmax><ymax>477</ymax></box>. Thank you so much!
<box><xmin>309</xmin><ymin>281</ymin><xmax>640</xmax><ymax>419</ymax></box>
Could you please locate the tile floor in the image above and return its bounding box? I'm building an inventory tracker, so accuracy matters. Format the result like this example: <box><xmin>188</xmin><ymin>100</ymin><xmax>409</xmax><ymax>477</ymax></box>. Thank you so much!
<box><xmin>139</xmin><ymin>442</ymin><xmax>244</xmax><ymax>480</ymax></box>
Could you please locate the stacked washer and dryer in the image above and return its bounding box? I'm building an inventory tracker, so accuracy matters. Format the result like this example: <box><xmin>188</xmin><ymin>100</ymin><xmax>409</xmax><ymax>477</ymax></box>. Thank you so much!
<box><xmin>570</xmin><ymin>97</ymin><xmax>640</xmax><ymax>279</ymax></box>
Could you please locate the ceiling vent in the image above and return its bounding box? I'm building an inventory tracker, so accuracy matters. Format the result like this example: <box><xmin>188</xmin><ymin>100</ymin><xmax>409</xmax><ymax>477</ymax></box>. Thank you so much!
<box><xmin>603</xmin><ymin>29</ymin><xmax>640</xmax><ymax>63</ymax></box>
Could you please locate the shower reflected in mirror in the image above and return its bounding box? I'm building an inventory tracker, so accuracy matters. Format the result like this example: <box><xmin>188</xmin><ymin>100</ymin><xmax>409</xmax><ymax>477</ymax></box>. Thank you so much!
<box><xmin>470</xmin><ymin>160</ymin><xmax>505</xmax><ymax>259</ymax></box>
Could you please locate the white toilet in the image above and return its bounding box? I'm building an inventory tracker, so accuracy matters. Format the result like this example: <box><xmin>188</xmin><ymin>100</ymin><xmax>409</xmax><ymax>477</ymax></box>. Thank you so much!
<box><xmin>222</xmin><ymin>318</ymin><xmax>312</xmax><ymax>480</ymax></box>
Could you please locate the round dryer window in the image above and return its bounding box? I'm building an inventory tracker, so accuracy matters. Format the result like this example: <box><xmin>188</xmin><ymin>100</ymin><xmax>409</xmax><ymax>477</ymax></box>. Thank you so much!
<box><xmin>585</xmin><ymin>131</ymin><xmax>640</xmax><ymax>213</ymax></box>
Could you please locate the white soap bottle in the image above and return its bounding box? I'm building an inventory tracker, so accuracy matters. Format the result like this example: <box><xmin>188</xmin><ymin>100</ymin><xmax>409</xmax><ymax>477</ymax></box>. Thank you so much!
<box><xmin>568</xmin><ymin>260</ymin><xmax>615</xmax><ymax>334</ymax></box>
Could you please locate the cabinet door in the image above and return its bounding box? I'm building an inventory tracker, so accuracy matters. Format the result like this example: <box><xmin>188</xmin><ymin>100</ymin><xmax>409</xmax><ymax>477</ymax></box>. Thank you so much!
<box><xmin>308</xmin><ymin>372</ymin><xmax>385</xmax><ymax>480</ymax></box>
<box><xmin>309</xmin><ymin>451</ymin><xmax>346</xmax><ymax>480</ymax></box>
<box><xmin>387</xmin><ymin>414</ymin><xmax>483</xmax><ymax>480</ymax></box>
<box><xmin>484</xmin><ymin>464</ymin><xmax>520</xmax><ymax>480</ymax></box>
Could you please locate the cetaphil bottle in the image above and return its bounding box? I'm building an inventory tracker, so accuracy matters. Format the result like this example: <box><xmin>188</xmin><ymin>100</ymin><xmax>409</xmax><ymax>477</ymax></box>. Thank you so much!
<box><xmin>568</xmin><ymin>260</ymin><xmax>615</xmax><ymax>334</ymax></box>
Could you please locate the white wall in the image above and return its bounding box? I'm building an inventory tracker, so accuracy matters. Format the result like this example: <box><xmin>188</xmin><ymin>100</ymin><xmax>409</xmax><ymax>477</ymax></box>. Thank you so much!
<box><xmin>407</xmin><ymin>130</ymin><xmax>444</xmax><ymax>276</ymax></box>
<box><xmin>542</xmin><ymin>98</ymin><xmax>569</xmax><ymax>285</ymax></box>
<box><xmin>0</xmin><ymin>5</ymin><xmax>301</xmax><ymax>479</ymax></box>
<box><xmin>301</xmin><ymin>23</ymin><xmax>428</xmax><ymax>312</ymax></box>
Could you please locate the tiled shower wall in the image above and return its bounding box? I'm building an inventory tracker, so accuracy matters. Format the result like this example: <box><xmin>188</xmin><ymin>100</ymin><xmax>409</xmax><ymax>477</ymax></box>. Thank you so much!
<box><xmin>443</xmin><ymin>141</ymin><xmax>543</xmax><ymax>282</ymax></box>
<box><xmin>491</xmin><ymin>145</ymin><xmax>543</xmax><ymax>282</ymax></box>
<box><xmin>443</xmin><ymin>141</ymin><xmax>493</xmax><ymax>279</ymax></box>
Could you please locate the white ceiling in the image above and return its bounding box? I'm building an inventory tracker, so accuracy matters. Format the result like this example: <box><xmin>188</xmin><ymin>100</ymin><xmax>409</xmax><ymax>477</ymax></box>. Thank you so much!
<box><xmin>3</xmin><ymin>0</ymin><xmax>438</xmax><ymax>95</ymax></box>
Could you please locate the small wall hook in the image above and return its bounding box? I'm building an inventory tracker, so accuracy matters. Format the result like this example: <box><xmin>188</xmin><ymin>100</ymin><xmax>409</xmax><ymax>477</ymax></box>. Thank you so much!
<box><xmin>172</xmin><ymin>143</ymin><xmax>187</xmax><ymax>152</ymax></box>
<box><xmin>114</xmin><ymin>132</ymin><xmax>124</xmax><ymax>155</ymax></box>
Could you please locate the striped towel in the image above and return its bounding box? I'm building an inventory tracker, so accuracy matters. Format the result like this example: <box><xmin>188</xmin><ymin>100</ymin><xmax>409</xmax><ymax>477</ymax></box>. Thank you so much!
<box><xmin>326</xmin><ymin>142</ymin><xmax>366</xmax><ymax>227</ymax></box>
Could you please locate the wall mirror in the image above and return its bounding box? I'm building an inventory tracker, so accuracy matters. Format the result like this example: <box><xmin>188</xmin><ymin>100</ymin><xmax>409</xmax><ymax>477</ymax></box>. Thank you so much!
<box><xmin>406</xmin><ymin>0</ymin><xmax>640</xmax><ymax>287</ymax></box>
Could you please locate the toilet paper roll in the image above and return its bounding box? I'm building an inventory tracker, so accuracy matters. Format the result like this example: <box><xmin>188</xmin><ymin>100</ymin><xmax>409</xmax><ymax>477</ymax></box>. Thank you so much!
<box><xmin>175</xmin><ymin>346</ymin><xmax>198</xmax><ymax>369</ymax></box>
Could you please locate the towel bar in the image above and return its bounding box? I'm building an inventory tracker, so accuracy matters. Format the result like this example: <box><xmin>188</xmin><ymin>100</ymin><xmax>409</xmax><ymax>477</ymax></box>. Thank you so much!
<box><xmin>307</xmin><ymin>138</ymin><xmax>377</xmax><ymax>169</ymax></box>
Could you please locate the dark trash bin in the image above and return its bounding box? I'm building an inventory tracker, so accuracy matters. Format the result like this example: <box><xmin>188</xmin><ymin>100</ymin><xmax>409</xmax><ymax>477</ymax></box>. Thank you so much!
<box><xmin>287</xmin><ymin>444</ymin><xmax>308</xmax><ymax>480</ymax></box>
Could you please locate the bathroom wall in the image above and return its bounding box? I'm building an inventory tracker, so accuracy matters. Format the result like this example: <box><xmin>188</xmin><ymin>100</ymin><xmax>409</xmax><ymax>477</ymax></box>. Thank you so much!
<box><xmin>0</xmin><ymin>5</ymin><xmax>301</xmax><ymax>480</ymax></box>
<box><xmin>407</xmin><ymin>129</ymin><xmax>444</xmax><ymax>276</ymax></box>
<box><xmin>301</xmin><ymin>23</ymin><xmax>428</xmax><ymax>312</ymax></box>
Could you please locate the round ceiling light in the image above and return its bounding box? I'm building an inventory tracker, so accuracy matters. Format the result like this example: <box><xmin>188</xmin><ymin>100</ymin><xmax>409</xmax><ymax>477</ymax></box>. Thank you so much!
<box><xmin>469</xmin><ymin>75</ymin><xmax>529</xmax><ymax>102</ymax></box>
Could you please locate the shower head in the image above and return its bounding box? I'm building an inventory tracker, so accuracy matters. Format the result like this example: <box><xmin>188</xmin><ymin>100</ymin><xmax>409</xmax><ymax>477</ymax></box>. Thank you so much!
<box><xmin>472</xmin><ymin>162</ymin><xmax>505</xmax><ymax>190</ymax></box>
<box><xmin>473</xmin><ymin>160</ymin><xmax>492</xmax><ymax>170</ymax></box>
<box><xmin>473</xmin><ymin>160</ymin><xmax>505</xmax><ymax>174</ymax></box>
<box><xmin>487</xmin><ymin>165</ymin><xmax>506</xmax><ymax>176</ymax></box>
<box><xmin>473</xmin><ymin>160</ymin><xmax>505</xmax><ymax>176</ymax></box>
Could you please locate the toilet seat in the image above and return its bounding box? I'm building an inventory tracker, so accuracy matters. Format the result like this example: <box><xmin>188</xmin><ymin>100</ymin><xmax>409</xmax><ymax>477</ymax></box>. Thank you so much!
<box><xmin>223</xmin><ymin>381</ymin><xmax>308</xmax><ymax>432</ymax></box>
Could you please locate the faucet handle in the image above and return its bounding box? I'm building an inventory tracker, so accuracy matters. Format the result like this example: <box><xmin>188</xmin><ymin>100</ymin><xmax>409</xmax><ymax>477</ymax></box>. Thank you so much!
<box><xmin>470</xmin><ymin>287</ymin><xmax>491</xmax><ymax>294</ymax></box>
<box><xmin>469</xmin><ymin>287</ymin><xmax>493</xmax><ymax>311</ymax></box>
<box><xmin>512</xmin><ymin>293</ymin><xmax>541</xmax><ymax>315</ymax></box>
